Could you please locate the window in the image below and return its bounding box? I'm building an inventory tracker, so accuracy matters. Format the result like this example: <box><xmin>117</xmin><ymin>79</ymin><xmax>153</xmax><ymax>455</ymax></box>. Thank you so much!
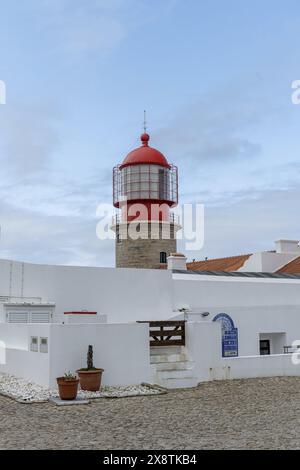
<box><xmin>260</xmin><ymin>339</ymin><xmax>270</xmax><ymax>355</ymax></box>
<box><xmin>40</xmin><ymin>337</ymin><xmax>48</xmax><ymax>353</ymax></box>
<box><xmin>31</xmin><ymin>312</ymin><xmax>51</xmax><ymax>323</ymax></box>
<box><xmin>7</xmin><ymin>312</ymin><xmax>29</xmax><ymax>323</ymax></box>
<box><xmin>6</xmin><ymin>310</ymin><xmax>52</xmax><ymax>323</ymax></box>
<box><xmin>160</xmin><ymin>252</ymin><xmax>167</xmax><ymax>264</ymax></box>
<box><xmin>30</xmin><ymin>336</ymin><xmax>38</xmax><ymax>352</ymax></box>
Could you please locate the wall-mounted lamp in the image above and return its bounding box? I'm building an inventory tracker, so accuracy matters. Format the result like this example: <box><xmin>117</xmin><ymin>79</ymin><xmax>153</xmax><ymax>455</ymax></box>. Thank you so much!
<box><xmin>201</xmin><ymin>312</ymin><xmax>210</xmax><ymax>318</ymax></box>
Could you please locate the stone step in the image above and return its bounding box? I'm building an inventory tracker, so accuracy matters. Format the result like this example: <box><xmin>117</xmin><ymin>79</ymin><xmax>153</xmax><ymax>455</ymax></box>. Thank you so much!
<box><xmin>150</xmin><ymin>346</ymin><xmax>183</xmax><ymax>356</ymax></box>
<box><xmin>154</xmin><ymin>361</ymin><xmax>195</xmax><ymax>371</ymax></box>
<box><xmin>150</xmin><ymin>345</ymin><xmax>197</xmax><ymax>389</ymax></box>
<box><xmin>158</xmin><ymin>377</ymin><xmax>199</xmax><ymax>389</ymax></box>
<box><xmin>150</xmin><ymin>353</ymin><xmax>188</xmax><ymax>364</ymax></box>
<box><xmin>156</xmin><ymin>368</ymin><xmax>195</xmax><ymax>380</ymax></box>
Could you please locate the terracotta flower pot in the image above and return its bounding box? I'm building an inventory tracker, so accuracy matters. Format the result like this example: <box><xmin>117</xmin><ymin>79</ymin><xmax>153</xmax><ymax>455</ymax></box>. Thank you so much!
<box><xmin>77</xmin><ymin>368</ymin><xmax>104</xmax><ymax>392</ymax></box>
<box><xmin>57</xmin><ymin>377</ymin><xmax>79</xmax><ymax>400</ymax></box>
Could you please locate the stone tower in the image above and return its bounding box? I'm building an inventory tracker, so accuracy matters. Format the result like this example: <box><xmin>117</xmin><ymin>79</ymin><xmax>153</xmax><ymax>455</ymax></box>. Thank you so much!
<box><xmin>111</xmin><ymin>131</ymin><xmax>180</xmax><ymax>269</ymax></box>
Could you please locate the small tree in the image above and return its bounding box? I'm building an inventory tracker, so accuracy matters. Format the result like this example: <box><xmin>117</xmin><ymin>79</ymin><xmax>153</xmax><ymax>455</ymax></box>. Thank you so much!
<box><xmin>87</xmin><ymin>345</ymin><xmax>94</xmax><ymax>370</ymax></box>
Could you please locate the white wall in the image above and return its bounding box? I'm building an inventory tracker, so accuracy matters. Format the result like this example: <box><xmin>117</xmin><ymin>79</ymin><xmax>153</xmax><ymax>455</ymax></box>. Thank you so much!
<box><xmin>186</xmin><ymin>321</ymin><xmax>221</xmax><ymax>382</ymax></box>
<box><xmin>0</xmin><ymin>260</ymin><xmax>174</xmax><ymax>323</ymax></box>
<box><xmin>2</xmin><ymin>259</ymin><xmax>300</xmax><ymax>327</ymax></box>
<box><xmin>240</xmin><ymin>252</ymin><xmax>297</xmax><ymax>272</ymax></box>
<box><xmin>0</xmin><ymin>322</ymin><xmax>151</xmax><ymax>389</ymax></box>
<box><xmin>217</xmin><ymin>354</ymin><xmax>300</xmax><ymax>380</ymax></box>
<box><xmin>0</xmin><ymin>323</ymin><xmax>50</xmax><ymax>350</ymax></box>
<box><xmin>173</xmin><ymin>273</ymin><xmax>300</xmax><ymax>309</ymax></box>
<box><xmin>0</xmin><ymin>324</ymin><xmax>51</xmax><ymax>386</ymax></box>
<box><xmin>0</xmin><ymin>348</ymin><xmax>50</xmax><ymax>387</ymax></box>
<box><xmin>2</xmin><ymin>260</ymin><xmax>300</xmax><ymax>388</ymax></box>
<box><xmin>48</xmin><ymin>323</ymin><xmax>151</xmax><ymax>388</ymax></box>
<box><xmin>173</xmin><ymin>273</ymin><xmax>300</xmax><ymax>356</ymax></box>
<box><xmin>184</xmin><ymin>305</ymin><xmax>300</xmax><ymax>357</ymax></box>
<box><xmin>63</xmin><ymin>314</ymin><xmax>107</xmax><ymax>324</ymax></box>
<box><xmin>275</xmin><ymin>240</ymin><xmax>300</xmax><ymax>254</ymax></box>
<box><xmin>186</xmin><ymin>321</ymin><xmax>300</xmax><ymax>383</ymax></box>
<box><xmin>2</xmin><ymin>319</ymin><xmax>300</xmax><ymax>389</ymax></box>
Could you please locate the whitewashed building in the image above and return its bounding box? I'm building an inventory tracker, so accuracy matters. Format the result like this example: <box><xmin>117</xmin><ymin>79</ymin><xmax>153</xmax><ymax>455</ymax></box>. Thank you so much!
<box><xmin>1</xmin><ymin>131</ymin><xmax>300</xmax><ymax>390</ymax></box>
<box><xmin>0</xmin><ymin>248</ymin><xmax>300</xmax><ymax>389</ymax></box>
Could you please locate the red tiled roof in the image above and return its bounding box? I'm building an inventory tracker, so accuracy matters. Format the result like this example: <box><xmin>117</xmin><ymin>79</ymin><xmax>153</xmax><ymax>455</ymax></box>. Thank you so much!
<box><xmin>277</xmin><ymin>256</ymin><xmax>300</xmax><ymax>274</ymax></box>
<box><xmin>187</xmin><ymin>254</ymin><xmax>252</xmax><ymax>272</ymax></box>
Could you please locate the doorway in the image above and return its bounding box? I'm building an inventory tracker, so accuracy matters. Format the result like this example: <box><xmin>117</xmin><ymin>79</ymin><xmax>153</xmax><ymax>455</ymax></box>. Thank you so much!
<box><xmin>260</xmin><ymin>339</ymin><xmax>270</xmax><ymax>355</ymax></box>
<box><xmin>259</xmin><ymin>332</ymin><xmax>287</xmax><ymax>355</ymax></box>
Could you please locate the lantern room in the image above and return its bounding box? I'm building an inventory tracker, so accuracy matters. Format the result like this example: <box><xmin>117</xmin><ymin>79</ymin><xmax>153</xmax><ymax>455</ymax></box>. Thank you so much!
<box><xmin>113</xmin><ymin>133</ymin><xmax>178</xmax><ymax>211</ymax></box>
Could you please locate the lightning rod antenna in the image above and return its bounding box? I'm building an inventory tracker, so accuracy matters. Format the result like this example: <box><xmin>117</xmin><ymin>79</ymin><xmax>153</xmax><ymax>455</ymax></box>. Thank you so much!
<box><xmin>143</xmin><ymin>110</ymin><xmax>147</xmax><ymax>133</ymax></box>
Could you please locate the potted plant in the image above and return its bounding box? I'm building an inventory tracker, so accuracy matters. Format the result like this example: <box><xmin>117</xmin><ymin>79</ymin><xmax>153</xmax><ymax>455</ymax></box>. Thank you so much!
<box><xmin>56</xmin><ymin>372</ymin><xmax>79</xmax><ymax>400</ymax></box>
<box><xmin>77</xmin><ymin>345</ymin><xmax>104</xmax><ymax>392</ymax></box>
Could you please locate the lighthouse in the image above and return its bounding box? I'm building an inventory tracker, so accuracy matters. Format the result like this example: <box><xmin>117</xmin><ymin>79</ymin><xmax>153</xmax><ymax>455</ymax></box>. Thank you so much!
<box><xmin>111</xmin><ymin>128</ymin><xmax>180</xmax><ymax>269</ymax></box>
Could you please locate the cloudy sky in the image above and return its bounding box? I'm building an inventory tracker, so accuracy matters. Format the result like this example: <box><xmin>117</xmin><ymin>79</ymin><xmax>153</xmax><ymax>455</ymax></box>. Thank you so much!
<box><xmin>0</xmin><ymin>0</ymin><xmax>299</xmax><ymax>266</ymax></box>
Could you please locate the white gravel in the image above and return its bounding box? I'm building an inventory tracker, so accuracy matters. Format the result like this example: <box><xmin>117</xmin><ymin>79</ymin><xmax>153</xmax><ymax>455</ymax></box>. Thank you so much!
<box><xmin>0</xmin><ymin>373</ymin><xmax>164</xmax><ymax>403</ymax></box>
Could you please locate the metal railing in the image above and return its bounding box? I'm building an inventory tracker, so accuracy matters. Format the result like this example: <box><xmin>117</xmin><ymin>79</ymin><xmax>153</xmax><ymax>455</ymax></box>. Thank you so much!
<box><xmin>283</xmin><ymin>345</ymin><xmax>300</xmax><ymax>354</ymax></box>
<box><xmin>112</xmin><ymin>212</ymin><xmax>179</xmax><ymax>226</ymax></box>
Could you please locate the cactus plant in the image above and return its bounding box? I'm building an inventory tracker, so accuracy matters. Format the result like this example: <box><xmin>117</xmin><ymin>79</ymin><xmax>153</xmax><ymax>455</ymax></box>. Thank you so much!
<box><xmin>77</xmin><ymin>345</ymin><xmax>104</xmax><ymax>391</ymax></box>
<box><xmin>87</xmin><ymin>345</ymin><xmax>94</xmax><ymax>369</ymax></box>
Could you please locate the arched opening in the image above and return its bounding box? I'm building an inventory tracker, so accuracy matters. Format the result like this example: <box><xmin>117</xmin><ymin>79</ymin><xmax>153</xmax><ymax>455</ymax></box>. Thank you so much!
<box><xmin>160</xmin><ymin>252</ymin><xmax>167</xmax><ymax>264</ymax></box>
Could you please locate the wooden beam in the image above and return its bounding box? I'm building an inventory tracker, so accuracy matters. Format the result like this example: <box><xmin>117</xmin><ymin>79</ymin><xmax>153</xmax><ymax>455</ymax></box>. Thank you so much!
<box><xmin>150</xmin><ymin>339</ymin><xmax>185</xmax><ymax>347</ymax></box>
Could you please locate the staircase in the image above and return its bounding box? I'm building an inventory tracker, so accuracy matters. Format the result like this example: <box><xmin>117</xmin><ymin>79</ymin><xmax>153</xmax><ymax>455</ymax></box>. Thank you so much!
<box><xmin>150</xmin><ymin>346</ymin><xmax>198</xmax><ymax>389</ymax></box>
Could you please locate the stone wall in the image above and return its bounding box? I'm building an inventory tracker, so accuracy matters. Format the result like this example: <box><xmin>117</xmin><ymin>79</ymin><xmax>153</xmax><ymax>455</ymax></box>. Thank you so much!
<box><xmin>115</xmin><ymin>221</ymin><xmax>177</xmax><ymax>269</ymax></box>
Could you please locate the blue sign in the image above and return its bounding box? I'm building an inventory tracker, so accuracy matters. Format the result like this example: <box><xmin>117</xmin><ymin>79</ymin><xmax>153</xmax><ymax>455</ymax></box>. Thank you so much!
<box><xmin>213</xmin><ymin>313</ymin><xmax>238</xmax><ymax>357</ymax></box>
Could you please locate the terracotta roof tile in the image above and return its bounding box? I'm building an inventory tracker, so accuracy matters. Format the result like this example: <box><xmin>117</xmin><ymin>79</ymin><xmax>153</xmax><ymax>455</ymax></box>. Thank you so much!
<box><xmin>187</xmin><ymin>254</ymin><xmax>252</xmax><ymax>272</ymax></box>
<box><xmin>277</xmin><ymin>256</ymin><xmax>300</xmax><ymax>274</ymax></box>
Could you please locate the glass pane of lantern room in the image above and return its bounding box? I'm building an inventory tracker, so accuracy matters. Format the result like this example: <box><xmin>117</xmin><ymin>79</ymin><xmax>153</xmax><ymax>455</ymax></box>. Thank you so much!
<box><xmin>151</xmin><ymin>173</ymin><xmax>159</xmax><ymax>182</ymax></box>
<box><xmin>158</xmin><ymin>168</ymin><xmax>167</xmax><ymax>200</ymax></box>
<box><xmin>140</xmin><ymin>172</ymin><xmax>149</xmax><ymax>182</ymax></box>
<box><xmin>141</xmin><ymin>182</ymin><xmax>149</xmax><ymax>190</ymax></box>
<box><xmin>149</xmin><ymin>165</ymin><xmax>158</xmax><ymax>174</ymax></box>
<box><xmin>130</xmin><ymin>165</ymin><xmax>139</xmax><ymax>174</ymax></box>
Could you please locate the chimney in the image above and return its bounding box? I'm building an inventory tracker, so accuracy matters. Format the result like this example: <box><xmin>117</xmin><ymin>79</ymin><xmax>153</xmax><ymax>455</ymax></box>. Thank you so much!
<box><xmin>275</xmin><ymin>239</ymin><xmax>300</xmax><ymax>254</ymax></box>
<box><xmin>167</xmin><ymin>253</ymin><xmax>187</xmax><ymax>271</ymax></box>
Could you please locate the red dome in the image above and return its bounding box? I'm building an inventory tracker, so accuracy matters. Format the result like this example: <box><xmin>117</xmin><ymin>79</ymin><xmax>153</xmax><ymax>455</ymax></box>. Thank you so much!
<box><xmin>120</xmin><ymin>134</ymin><xmax>171</xmax><ymax>169</ymax></box>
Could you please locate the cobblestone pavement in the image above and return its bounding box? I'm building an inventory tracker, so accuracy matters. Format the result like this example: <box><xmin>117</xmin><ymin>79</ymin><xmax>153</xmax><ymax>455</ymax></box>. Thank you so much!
<box><xmin>1</xmin><ymin>377</ymin><xmax>300</xmax><ymax>450</ymax></box>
